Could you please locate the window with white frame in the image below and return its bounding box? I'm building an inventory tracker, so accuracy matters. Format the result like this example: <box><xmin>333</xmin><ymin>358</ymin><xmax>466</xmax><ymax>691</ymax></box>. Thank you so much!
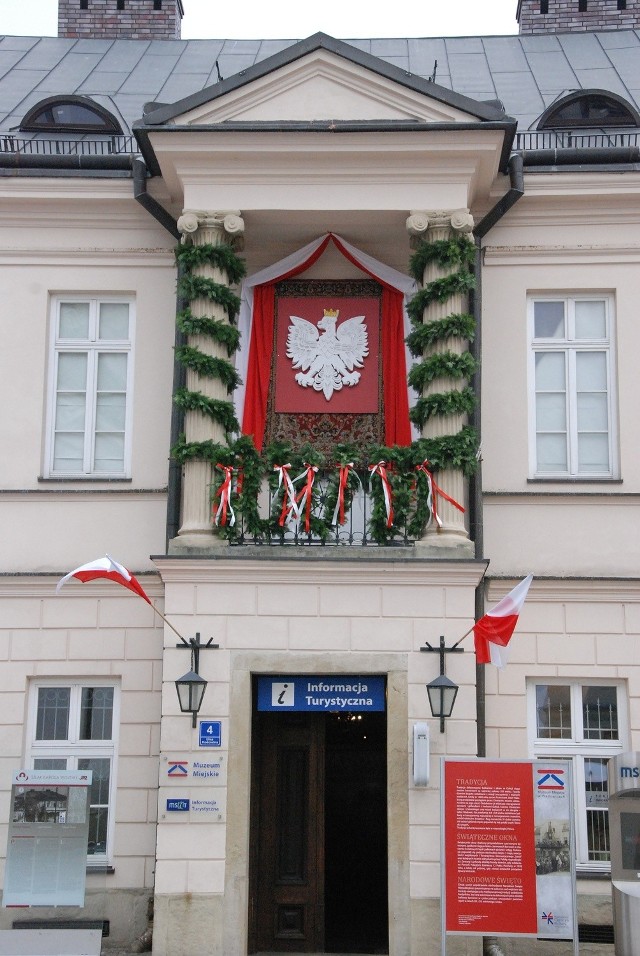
<box><xmin>45</xmin><ymin>297</ymin><xmax>134</xmax><ymax>477</ymax></box>
<box><xmin>527</xmin><ymin>680</ymin><xmax>626</xmax><ymax>869</ymax></box>
<box><xmin>27</xmin><ymin>682</ymin><xmax>119</xmax><ymax>863</ymax></box>
<box><xmin>528</xmin><ymin>295</ymin><xmax>616</xmax><ymax>478</ymax></box>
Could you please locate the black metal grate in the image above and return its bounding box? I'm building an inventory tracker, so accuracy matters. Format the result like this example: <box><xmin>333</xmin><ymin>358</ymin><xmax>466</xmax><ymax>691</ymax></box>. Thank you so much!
<box><xmin>578</xmin><ymin>923</ymin><xmax>614</xmax><ymax>944</ymax></box>
<box><xmin>13</xmin><ymin>919</ymin><xmax>110</xmax><ymax>937</ymax></box>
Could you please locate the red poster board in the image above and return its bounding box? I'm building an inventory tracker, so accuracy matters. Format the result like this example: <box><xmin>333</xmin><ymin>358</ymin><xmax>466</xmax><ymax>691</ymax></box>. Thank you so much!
<box><xmin>444</xmin><ymin>761</ymin><xmax>538</xmax><ymax>935</ymax></box>
<box><xmin>273</xmin><ymin>295</ymin><xmax>380</xmax><ymax>414</ymax></box>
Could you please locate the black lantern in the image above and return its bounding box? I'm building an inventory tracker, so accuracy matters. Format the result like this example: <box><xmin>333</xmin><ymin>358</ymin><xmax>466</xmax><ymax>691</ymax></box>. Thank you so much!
<box><xmin>421</xmin><ymin>635</ymin><xmax>463</xmax><ymax>732</ymax></box>
<box><xmin>174</xmin><ymin>633</ymin><xmax>218</xmax><ymax>727</ymax></box>
<box><xmin>175</xmin><ymin>670</ymin><xmax>208</xmax><ymax>727</ymax></box>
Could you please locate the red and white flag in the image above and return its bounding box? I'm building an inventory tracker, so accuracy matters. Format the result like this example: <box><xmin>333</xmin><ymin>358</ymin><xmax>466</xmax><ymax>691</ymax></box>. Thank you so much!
<box><xmin>474</xmin><ymin>574</ymin><xmax>533</xmax><ymax>667</ymax></box>
<box><xmin>56</xmin><ymin>554</ymin><xmax>152</xmax><ymax>605</ymax></box>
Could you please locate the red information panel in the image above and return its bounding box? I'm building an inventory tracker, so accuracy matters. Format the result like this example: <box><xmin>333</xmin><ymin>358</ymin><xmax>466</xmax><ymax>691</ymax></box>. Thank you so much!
<box><xmin>273</xmin><ymin>295</ymin><xmax>380</xmax><ymax>413</ymax></box>
<box><xmin>444</xmin><ymin>761</ymin><xmax>538</xmax><ymax>935</ymax></box>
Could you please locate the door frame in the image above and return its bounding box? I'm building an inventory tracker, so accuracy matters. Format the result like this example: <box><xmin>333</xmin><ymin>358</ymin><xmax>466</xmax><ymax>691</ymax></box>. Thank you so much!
<box><xmin>220</xmin><ymin>652</ymin><xmax>410</xmax><ymax>956</ymax></box>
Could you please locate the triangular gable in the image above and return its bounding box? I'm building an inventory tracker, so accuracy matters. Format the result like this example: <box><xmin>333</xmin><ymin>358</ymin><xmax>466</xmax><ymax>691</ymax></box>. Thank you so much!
<box><xmin>141</xmin><ymin>32</ymin><xmax>507</xmax><ymax>129</ymax></box>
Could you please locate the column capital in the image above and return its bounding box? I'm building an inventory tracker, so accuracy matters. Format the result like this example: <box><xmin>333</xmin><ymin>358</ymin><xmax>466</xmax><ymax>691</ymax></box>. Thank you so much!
<box><xmin>406</xmin><ymin>208</ymin><xmax>474</xmax><ymax>245</ymax></box>
<box><xmin>177</xmin><ymin>210</ymin><xmax>245</xmax><ymax>247</ymax></box>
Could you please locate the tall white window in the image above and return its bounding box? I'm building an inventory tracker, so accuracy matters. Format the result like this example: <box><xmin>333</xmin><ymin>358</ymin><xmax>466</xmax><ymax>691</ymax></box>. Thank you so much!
<box><xmin>27</xmin><ymin>681</ymin><xmax>119</xmax><ymax>864</ymax></box>
<box><xmin>46</xmin><ymin>297</ymin><xmax>134</xmax><ymax>477</ymax></box>
<box><xmin>527</xmin><ymin>680</ymin><xmax>626</xmax><ymax>870</ymax></box>
<box><xmin>529</xmin><ymin>295</ymin><xmax>616</xmax><ymax>478</ymax></box>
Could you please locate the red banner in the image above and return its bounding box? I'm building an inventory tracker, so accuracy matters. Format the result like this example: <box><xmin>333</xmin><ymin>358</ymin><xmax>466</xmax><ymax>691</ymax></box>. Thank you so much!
<box><xmin>274</xmin><ymin>295</ymin><xmax>380</xmax><ymax>414</ymax></box>
<box><xmin>444</xmin><ymin>761</ymin><xmax>538</xmax><ymax>935</ymax></box>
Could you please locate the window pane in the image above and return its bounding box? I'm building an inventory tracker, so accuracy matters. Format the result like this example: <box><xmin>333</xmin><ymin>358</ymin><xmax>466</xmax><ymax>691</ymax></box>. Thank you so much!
<box><xmin>535</xmin><ymin>351</ymin><xmax>566</xmax><ymax>389</ymax></box>
<box><xmin>577</xmin><ymin>392</ymin><xmax>609</xmax><ymax>431</ymax></box>
<box><xmin>95</xmin><ymin>393</ymin><xmax>126</xmax><ymax>431</ymax></box>
<box><xmin>59</xmin><ymin>302</ymin><xmax>90</xmax><ymax>339</ymax></box>
<box><xmin>55</xmin><ymin>392</ymin><xmax>86</xmax><ymax>430</ymax></box>
<box><xmin>537</xmin><ymin>433</ymin><xmax>567</xmax><ymax>471</ymax></box>
<box><xmin>57</xmin><ymin>352</ymin><xmax>87</xmax><ymax>390</ymax></box>
<box><xmin>536</xmin><ymin>392</ymin><xmax>566</xmax><ymax>431</ymax></box>
<box><xmin>536</xmin><ymin>685</ymin><xmax>572</xmax><ymax>738</ymax></box>
<box><xmin>78</xmin><ymin>758</ymin><xmax>110</xmax><ymax>855</ymax></box>
<box><xmin>99</xmin><ymin>303</ymin><xmax>129</xmax><ymax>340</ymax></box>
<box><xmin>583</xmin><ymin>686</ymin><xmax>618</xmax><ymax>740</ymax></box>
<box><xmin>94</xmin><ymin>433</ymin><xmax>125</xmax><ymax>472</ymax></box>
<box><xmin>80</xmin><ymin>687</ymin><xmax>114</xmax><ymax>740</ymax></box>
<box><xmin>36</xmin><ymin>687</ymin><xmax>70</xmax><ymax>740</ymax></box>
<box><xmin>53</xmin><ymin>432</ymin><xmax>85</xmax><ymax>472</ymax></box>
<box><xmin>578</xmin><ymin>433</ymin><xmax>609</xmax><ymax>473</ymax></box>
<box><xmin>576</xmin><ymin>352</ymin><xmax>607</xmax><ymax>391</ymax></box>
<box><xmin>575</xmin><ymin>300</ymin><xmax>606</xmax><ymax>339</ymax></box>
<box><xmin>97</xmin><ymin>353</ymin><xmax>127</xmax><ymax>390</ymax></box>
<box><xmin>33</xmin><ymin>758</ymin><xmax>68</xmax><ymax>770</ymax></box>
<box><xmin>534</xmin><ymin>301</ymin><xmax>565</xmax><ymax>339</ymax></box>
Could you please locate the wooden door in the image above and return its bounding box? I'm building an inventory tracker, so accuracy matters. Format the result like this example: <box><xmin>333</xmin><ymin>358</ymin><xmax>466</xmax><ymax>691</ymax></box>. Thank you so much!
<box><xmin>250</xmin><ymin>713</ymin><xmax>325</xmax><ymax>953</ymax></box>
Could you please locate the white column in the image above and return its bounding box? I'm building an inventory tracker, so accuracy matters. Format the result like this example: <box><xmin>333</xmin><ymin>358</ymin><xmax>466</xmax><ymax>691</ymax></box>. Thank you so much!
<box><xmin>406</xmin><ymin>209</ymin><xmax>475</xmax><ymax>555</ymax></box>
<box><xmin>171</xmin><ymin>211</ymin><xmax>244</xmax><ymax>552</ymax></box>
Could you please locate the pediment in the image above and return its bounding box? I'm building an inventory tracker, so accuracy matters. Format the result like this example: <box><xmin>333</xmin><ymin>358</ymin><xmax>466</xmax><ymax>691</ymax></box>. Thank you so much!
<box><xmin>140</xmin><ymin>34</ymin><xmax>506</xmax><ymax>132</ymax></box>
<box><xmin>171</xmin><ymin>50</ymin><xmax>480</xmax><ymax>126</ymax></box>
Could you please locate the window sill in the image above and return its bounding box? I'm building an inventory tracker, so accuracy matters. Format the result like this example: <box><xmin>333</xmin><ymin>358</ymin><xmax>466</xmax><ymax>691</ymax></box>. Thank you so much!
<box><xmin>86</xmin><ymin>864</ymin><xmax>114</xmax><ymax>874</ymax></box>
<box><xmin>576</xmin><ymin>869</ymin><xmax>611</xmax><ymax>881</ymax></box>
<box><xmin>38</xmin><ymin>476</ymin><xmax>132</xmax><ymax>483</ymax></box>
<box><xmin>528</xmin><ymin>477</ymin><xmax>622</xmax><ymax>484</ymax></box>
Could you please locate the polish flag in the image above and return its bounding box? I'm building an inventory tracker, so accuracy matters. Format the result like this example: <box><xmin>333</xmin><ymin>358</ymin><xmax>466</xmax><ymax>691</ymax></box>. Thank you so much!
<box><xmin>474</xmin><ymin>574</ymin><xmax>533</xmax><ymax>667</ymax></box>
<box><xmin>56</xmin><ymin>555</ymin><xmax>152</xmax><ymax>605</ymax></box>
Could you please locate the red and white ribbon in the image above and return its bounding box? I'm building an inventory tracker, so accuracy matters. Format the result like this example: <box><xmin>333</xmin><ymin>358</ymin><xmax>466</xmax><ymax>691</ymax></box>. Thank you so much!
<box><xmin>213</xmin><ymin>464</ymin><xmax>235</xmax><ymax>527</ymax></box>
<box><xmin>368</xmin><ymin>461</ymin><xmax>394</xmax><ymax>528</ymax></box>
<box><xmin>332</xmin><ymin>463</ymin><xmax>362</xmax><ymax>526</ymax></box>
<box><xmin>292</xmin><ymin>463</ymin><xmax>319</xmax><ymax>534</ymax></box>
<box><xmin>274</xmin><ymin>463</ymin><xmax>299</xmax><ymax>529</ymax></box>
<box><xmin>415</xmin><ymin>460</ymin><xmax>465</xmax><ymax>529</ymax></box>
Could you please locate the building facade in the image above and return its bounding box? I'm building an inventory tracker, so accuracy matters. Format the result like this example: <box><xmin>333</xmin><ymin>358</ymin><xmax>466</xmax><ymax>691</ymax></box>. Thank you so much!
<box><xmin>0</xmin><ymin>1</ymin><xmax>639</xmax><ymax>953</ymax></box>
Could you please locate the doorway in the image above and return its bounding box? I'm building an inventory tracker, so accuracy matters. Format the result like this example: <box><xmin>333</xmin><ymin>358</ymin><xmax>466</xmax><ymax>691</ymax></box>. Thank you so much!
<box><xmin>249</xmin><ymin>706</ymin><xmax>388</xmax><ymax>954</ymax></box>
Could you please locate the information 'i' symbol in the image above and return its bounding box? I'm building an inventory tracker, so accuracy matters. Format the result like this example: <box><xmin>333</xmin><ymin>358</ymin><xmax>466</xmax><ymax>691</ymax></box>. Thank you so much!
<box><xmin>277</xmin><ymin>684</ymin><xmax>289</xmax><ymax>705</ymax></box>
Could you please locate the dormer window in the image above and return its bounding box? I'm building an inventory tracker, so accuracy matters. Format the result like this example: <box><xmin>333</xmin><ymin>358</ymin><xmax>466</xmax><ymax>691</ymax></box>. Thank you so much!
<box><xmin>538</xmin><ymin>90</ymin><xmax>640</xmax><ymax>130</ymax></box>
<box><xmin>20</xmin><ymin>96</ymin><xmax>122</xmax><ymax>134</ymax></box>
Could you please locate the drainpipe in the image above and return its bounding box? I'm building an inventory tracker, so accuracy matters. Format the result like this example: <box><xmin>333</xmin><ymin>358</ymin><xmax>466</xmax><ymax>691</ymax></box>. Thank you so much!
<box><xmin>471</xmin><ymin>152</ymin><xmax>525</xmax><ymax>759</ymax></box>
<box><xmin>131</xmin><ymin>157</ymin><xmax>184</xmax><ymax>548</ymax></box>
<box><xmin>472</xmin><ymin>153</ymin><xmax>524</xmax><ymax>956</ymax></box>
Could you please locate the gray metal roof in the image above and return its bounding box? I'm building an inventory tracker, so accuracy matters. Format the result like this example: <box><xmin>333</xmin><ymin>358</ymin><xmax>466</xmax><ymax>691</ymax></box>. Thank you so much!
<box><xmin>0</xmin><ymin>29</ymin><xmax>638</xmax><ymax>136</ymax></box>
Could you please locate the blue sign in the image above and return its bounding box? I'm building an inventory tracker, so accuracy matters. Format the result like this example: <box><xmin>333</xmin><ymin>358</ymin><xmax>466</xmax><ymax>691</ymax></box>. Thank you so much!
<box><xmin>166</xmin><ymin>798</ymin><xmax>190</xmax><ymax>812</ymax></box>
<box><xmin>257</xmin><ymin>676</ymin><xmax>386</xmax><ymax>712</ymax></box>
<box><xmin>199</xmin><ymin>721</ymin><xmax>222</xmax><ymax>747</ymax></box>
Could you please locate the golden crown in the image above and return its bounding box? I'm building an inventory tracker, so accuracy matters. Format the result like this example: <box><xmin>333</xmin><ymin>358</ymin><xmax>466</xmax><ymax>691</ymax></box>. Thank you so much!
<box><xmin>323</xmin><ymin>308</ymin><xmax>339</xmax><ymax>317</ymax></box>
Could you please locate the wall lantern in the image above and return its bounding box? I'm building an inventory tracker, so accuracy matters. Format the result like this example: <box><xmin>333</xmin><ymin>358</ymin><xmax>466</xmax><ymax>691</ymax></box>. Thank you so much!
<box><xmin>421</xmin><ymin>635</ymin><xmax>463</xmax><ymax>733</ymax></box>
<box><xmin>175</xmin><ymin>632</ymin><xmax>218</xmax><ymax>727</ymax></box>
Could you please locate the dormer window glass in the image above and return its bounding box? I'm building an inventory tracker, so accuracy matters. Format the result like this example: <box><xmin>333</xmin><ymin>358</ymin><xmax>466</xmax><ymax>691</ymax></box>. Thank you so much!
<box><xmin>21</xmin><ymin>96</ymin><xmax>122</xmax><ymax>133</ymax></box>
<box><xmin>538</xmin><ymin>91</ymin><xmax>640</xmax><ymax>130</ymax></box>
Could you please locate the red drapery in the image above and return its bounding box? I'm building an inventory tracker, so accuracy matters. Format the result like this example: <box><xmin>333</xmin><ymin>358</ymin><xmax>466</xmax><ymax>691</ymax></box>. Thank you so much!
<box><xmin>242</xmin><ymin>235</ymin><xmax>411</xmax><ymax>450</ymax></box>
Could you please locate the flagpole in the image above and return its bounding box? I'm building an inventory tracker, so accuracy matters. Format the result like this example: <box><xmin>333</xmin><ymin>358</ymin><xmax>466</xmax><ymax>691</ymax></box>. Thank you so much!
<box><xmin>450</xmin><ymin>625</ymin><xmax>475</xmax><ymax>650</ymax></box>
<box><xmin>149</xmin><ymin>604</ymin><xmax>188</xmax><ymax>644</ymax></box>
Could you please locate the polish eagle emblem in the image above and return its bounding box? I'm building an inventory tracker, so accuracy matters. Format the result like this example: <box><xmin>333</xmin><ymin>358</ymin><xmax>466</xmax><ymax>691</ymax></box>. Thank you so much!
<box><xmin>286</xmin><ymin>308</ymin><xmax>369</xmax><ymax>401</ymax></box>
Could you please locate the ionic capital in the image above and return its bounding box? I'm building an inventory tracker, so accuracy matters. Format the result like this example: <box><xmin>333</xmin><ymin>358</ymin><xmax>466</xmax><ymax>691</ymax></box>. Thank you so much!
<box><xmin>177</xmin><ymin>210</ymin><xmax>245</xmax><ymax>247</ymax></box>
<box><xmin>406</xmin><ymin>208</ymin><xmax>474</xmax><ymax>246</ymax></box>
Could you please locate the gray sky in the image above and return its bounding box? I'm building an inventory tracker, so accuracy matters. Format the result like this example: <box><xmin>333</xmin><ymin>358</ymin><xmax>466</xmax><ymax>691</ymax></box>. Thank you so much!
<box><xmin>0</xmin><ymin>0</ymin><xmax>519</xmax><ymax>39</ymax></box>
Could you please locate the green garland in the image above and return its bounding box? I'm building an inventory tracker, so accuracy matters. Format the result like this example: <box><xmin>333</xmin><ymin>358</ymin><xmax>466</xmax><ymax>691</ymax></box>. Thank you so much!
<box><xmin>175</xmin><ymin>243</ymin><xmax>247</xmax><ymax>285</ymax></box>
<box><xmin>409</xmin><ymin>234</ymin><xmax>475</xmax><ymax>281</ymax></box>
<box><xmin>173</xmin><ymin>240</ymin><xmax>245</xmax><ymax>467</ymax></box>
<box><xmin>408</xmin><ymin>352</ymin><xmax>476</xmax><ymax>391</ymax></box>
<box><xmin>169</xmin><ymin>229</ymin><xmax>480</xmax><ymax>544</ymax></box>
<box><xmin>173</xmin><ymin>387</ymin><xmax>239</xmax><ymax>433</ymax></box>
<box><xmin>176</xmin><ymin>309</ymin><xmax>241</xmax><ymax>357</ymax></box>
<box><xmin>409</xmin><ymin>386</ymin><xmax>476</xmax><ymax>428</ymax></box>
<box><xmin>406</xmin><ymin>312</ymin><xmax>475</xmax><ymax>357</ymax></box>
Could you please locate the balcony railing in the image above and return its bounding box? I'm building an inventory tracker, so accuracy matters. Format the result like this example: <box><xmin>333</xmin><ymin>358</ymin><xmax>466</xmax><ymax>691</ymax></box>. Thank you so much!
<box><xmin>1</xmin><ymin>131</ymin><xmax>638</xmax><ymax>159</ymax></box>
<box><xmin>210</xmin><ymin>468</ymin><xmax>416</xmax><ymax>548</ymax></box>
<box><xmin>514</xmin><ymin>130</ymin><xmax>640</xmax><ymax>151</ymax></box>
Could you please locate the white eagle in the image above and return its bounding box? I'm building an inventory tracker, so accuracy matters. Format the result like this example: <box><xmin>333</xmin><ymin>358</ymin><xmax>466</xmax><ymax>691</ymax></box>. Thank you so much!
<box><xmin>286</xmin><ymin>309</ymin><xmax>369</xmax><ymax>401</ymax></box>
